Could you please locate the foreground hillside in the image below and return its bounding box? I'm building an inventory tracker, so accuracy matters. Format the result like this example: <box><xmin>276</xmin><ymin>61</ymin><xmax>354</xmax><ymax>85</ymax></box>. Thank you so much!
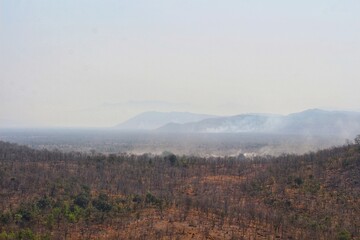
<box><xmin>0</xmin><ymin>141</ymin><xmax>359</xmax><ymax>239</ymax></box>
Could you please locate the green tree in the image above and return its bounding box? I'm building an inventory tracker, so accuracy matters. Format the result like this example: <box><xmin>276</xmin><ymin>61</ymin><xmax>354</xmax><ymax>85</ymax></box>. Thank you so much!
<box><xmin>93</xmin><ymin>194</ymin><xmax>112</xmax><ymax>212</ymax></box>
<box><xmin>74</xmin><ymin>193</ymin><xmax>90</xmax><ymax>208</ymax></box>
<box><xmin>337</xmin><ymin>230</ymin><xmax>351</xmax><ymax>240</ymax></box>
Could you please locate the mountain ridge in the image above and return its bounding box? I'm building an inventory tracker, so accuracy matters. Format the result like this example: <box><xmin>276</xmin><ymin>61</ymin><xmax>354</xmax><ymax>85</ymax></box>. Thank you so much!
<box><xmin>155</xmin><ymin>109</ymin><xmax>360</xmax><ymax>137</ymax></box>
<box><xmin>115</xmin><ymin>111</ymin><xmax>218</xmax><ymax>130</ymax></box>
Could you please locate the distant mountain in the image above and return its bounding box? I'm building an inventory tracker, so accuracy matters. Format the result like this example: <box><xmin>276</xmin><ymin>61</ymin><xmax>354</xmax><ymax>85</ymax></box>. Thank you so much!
<box><xmin>157</xmin><ymin>109</ymin><xmax>360</xmax><ymax>137</ymax></box>
<box><xmin>157</xmin><ymin>114</ymin><xmax>283</xmax><ymax>133</ymax></box>
<box><xmin>115</xmin><ymin>111</ymin><xmax>218</xmax><ymax>130</ymax></box>
<box><xmin>282</xmin><ymin>109</ymin><xmax>360</xmax><ymax>136</ymax></box>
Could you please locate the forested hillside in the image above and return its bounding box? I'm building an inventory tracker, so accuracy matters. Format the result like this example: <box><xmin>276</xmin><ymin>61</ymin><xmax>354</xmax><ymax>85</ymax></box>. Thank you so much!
<box><xmin>0</xmin><ymin>141</ymin><xmax>359</xmax><ymax>239</ymax></box>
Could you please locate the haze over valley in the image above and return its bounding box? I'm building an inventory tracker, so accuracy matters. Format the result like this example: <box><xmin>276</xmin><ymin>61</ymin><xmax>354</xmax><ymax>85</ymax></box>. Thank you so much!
<box><xmin>1</xmin><ymin>1</ymin><xmax>360</xmax><ymax>239</ymax></box>
<box><xmin>1</xmin><ymin>108</ymin><xmax>359</xmax><ymax>157</ymax></box>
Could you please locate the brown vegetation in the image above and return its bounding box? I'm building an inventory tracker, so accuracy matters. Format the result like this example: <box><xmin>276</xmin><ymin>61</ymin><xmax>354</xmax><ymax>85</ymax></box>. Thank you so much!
<box><xmin>0</xmin><ymin>140</ymin><xmax>359</xmax><ymax>239</ymax></box>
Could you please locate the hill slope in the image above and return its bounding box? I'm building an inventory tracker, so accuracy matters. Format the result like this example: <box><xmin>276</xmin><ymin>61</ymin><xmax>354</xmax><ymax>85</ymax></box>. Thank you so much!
<box><xmin>0</xmin><ymin>140</ymin><xmax>359</xmax><ymax>239</ymax></box>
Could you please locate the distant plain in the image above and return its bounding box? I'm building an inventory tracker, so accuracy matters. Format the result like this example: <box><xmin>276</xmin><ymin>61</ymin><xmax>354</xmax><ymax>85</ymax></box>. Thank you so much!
<box><xmin>0</xmin><ymin>128</ymin><xmax>347</xmax><ymax>157</ymax></box>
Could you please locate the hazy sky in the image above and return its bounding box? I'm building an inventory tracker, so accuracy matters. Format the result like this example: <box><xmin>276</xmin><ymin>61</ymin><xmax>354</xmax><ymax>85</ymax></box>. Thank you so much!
<box><xmin>1</xmin><ymin>0</ymin><xmax>360</xmax><ymax>127</ymax></box>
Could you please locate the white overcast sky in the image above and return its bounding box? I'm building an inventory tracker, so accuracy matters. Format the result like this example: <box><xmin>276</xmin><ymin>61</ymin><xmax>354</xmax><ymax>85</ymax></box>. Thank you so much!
<box><xmin>1</xmin><ymin>0</ymin><xmax>360</xmax><ymax>127</ymax></box>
